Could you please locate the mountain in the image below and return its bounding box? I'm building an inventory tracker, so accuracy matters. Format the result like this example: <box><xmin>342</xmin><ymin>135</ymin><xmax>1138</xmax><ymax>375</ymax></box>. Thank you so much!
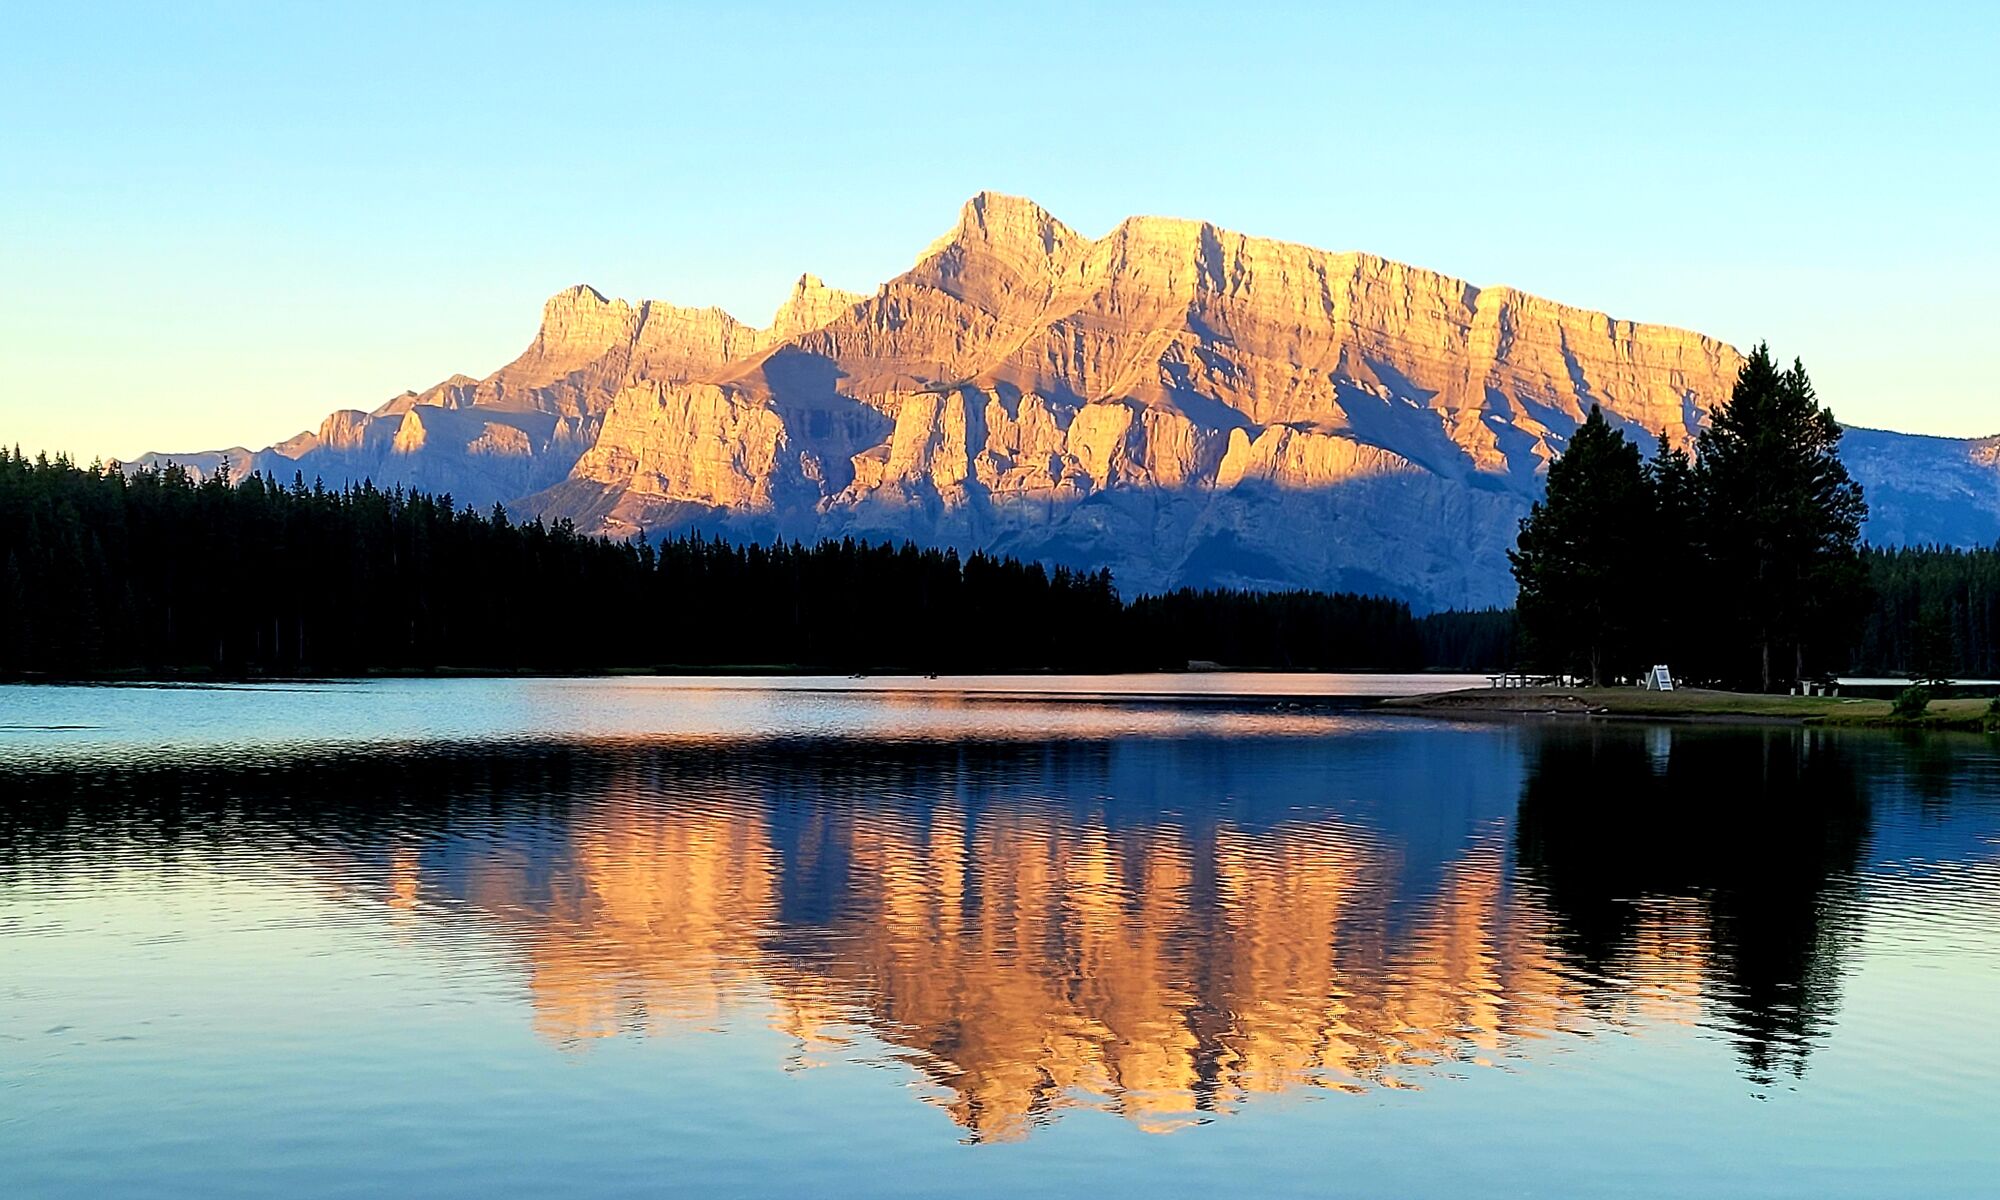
<box><xmin>122</xmin><ymin>273</ymin><xmax>868</xmax><ymax>509</ymax></box>
<box><xmin>122</xmin><ymin>193</ymin><xmax>2000</xmax><ymax>610</ymax></box>
<box><xmin>1838</xmin><ymin>429</ymin><xmax>2000</xmax><ymax>546</ymax></box>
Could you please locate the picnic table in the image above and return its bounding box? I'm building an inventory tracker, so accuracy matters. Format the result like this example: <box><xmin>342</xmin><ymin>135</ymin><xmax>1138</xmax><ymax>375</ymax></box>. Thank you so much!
<box><xmin>1486</xmin><ymin>672</ymin><xmax>1570</xmax><ymax>688</ymax></box>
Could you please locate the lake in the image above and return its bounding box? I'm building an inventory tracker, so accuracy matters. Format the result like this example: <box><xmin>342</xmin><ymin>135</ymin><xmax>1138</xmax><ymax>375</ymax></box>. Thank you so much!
<box><xmin>3</xmin><ymin>677</ymin><xmax>1997</xmax><ymax>1198</ymax></box>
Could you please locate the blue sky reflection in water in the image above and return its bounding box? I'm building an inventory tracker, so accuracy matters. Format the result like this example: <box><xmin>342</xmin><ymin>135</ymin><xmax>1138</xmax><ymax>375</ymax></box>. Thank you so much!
<box><xmin>2</xmin><ymin>679</ymin><xmax>1998</xmax><ymax>1198</ymax></box>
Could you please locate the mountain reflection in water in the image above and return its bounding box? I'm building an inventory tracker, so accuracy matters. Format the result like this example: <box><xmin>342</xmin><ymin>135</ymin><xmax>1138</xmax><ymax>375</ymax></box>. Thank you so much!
<box><xmin>0</xmin><ymin>722</ymin><xmax>1903</xmax><ymax>1142</ymax></box>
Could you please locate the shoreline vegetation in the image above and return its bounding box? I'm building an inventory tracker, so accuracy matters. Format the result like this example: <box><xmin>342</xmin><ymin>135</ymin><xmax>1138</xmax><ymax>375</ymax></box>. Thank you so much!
<box><xmin>1385</xmin><ymin>685</ymin><xmax>2000</xmax><ymax>730</ymax></box>
<box><xmin>1493</xmin><ymin>347</ymin><xmax>2000</xmax><ymax>727</ymax></box>
<box><xmin>1509</xmin><ymin>346</ymin><xmax>1871</xmax><ymax>694</ymax></box>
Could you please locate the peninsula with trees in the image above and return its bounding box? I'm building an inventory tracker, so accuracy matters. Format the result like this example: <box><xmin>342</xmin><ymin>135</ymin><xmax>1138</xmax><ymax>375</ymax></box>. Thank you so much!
<box><xmin>1403</xmin><ymin>345</ymin><xmax>2000</xmax><ymax>728</ymax></box>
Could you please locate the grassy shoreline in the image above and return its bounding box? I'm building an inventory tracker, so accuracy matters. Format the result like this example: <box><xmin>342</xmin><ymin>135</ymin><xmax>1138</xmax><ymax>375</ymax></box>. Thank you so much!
<box><xmin>1383</xmin><ymin>685</ymin><xmax>2000</xmax><ymax>730</ymax></box>
<box><xmin>8</xmin><ymin>669</ymin><xmax>1993</xmax><ymax>731</ymax></box>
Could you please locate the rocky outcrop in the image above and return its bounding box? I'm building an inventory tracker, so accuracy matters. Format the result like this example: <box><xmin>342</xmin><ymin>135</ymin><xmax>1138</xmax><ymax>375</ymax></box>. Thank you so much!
<box><xmin>124</xmin><ymin>193</ymin><xmax>2000</xmax><ymax>609</ymax></box>
<box><xmin>535</xmin><ymin>193</ymin><xmax>1752</xmax><ymax>604</ymax></box>
<box><xmin>122</xmin><ymin>275</ymin><xmax>866</xmax><ymax>511</ymax></box>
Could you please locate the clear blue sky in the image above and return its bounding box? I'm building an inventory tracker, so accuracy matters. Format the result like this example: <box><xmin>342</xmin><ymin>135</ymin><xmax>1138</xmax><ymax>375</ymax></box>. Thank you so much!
<box><xmin>3</xmin><ymin>0</ymin><xmax>1995</xmax><ymax>460</ymax></box>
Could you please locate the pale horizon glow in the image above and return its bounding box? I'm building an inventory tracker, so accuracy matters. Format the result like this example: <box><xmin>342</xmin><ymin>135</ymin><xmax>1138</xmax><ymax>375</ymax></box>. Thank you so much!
<box><xmin>2</xmin><ymin>1</ymin><xmax>1996</xmax><ymax>462</ymax></box>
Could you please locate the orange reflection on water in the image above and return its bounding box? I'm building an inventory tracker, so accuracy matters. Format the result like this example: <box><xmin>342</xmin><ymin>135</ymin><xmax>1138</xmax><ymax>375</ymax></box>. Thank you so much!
<box><xmin>485</xmin><ymin>810</ymin><xmax>780</xmax><ymax>1043</ymax></box>
<box><xmin>395</xmin><ymin>796</ymin><xmax>1712</xmax><ymax>1141</ymax></box>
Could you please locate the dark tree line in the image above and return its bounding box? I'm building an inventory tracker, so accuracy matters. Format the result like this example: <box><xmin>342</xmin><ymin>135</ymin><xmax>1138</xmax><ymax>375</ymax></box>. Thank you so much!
<box><xmin>0</xmin><ymin>449</ymin><xmax>1513</xmax><ymax>678</ymax></box>
<box><xmin>1510</xmin><ymin>346</ymin><xmax>1869</xmax><ymax>690</ymax></box>
<box><xmin>1</xmin><ymin>453</ymin><xmax>659</xmax><ymax>676</ymax></box>
<box><xmin>644</xmin><ymin>531</ymin><xmax>1127</xmax><ymax>672</ymax></box>
<box><xmin>1853</xmin><ymin>545</ymin><xmax>2000</xmax><ymax>680</ymax></box>
<box><xmin>1413</xmin><ymin>607</ymin><xmax>1520</xmax><ymax>672</ymax></box>
<box><xmin>1124</xmin><ymin>590</ymin><xmax>1515</xmax><ymax>672</ymax></box>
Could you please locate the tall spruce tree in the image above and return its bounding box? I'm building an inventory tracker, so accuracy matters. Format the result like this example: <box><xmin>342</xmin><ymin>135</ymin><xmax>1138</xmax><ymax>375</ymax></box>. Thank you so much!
<box><xmin>1647</xmin><ymin>433</ymin><xmax>1709</xmax><ymax>681</ymax></box>
<box><xmin>1696</xmin><ymin>345</ymin><xmax>1868</xmax><ymax>691</ymax></box>
<box><xmin>1509</xmin><ymin>406</ymin><xmax>1654</xmax><ymax>686</ymax></box>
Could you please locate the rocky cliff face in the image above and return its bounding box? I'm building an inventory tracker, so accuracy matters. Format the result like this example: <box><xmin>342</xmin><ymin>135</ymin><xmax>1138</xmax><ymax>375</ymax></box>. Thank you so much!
<box><xmin>120</xmin><ymin>274</ymin><xmax>868</xmax><ymax>506</ymax></box>
<box><xmin>123</xmin><ymin>194</ymin><xmax>2000</xmax><ymax>609</ymax></box>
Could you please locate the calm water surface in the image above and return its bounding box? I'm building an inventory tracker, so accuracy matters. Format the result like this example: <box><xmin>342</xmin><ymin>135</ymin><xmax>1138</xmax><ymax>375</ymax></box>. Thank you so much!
<box><xmin>3</xmin><ymin>677</ymin><xmax>1997</xmax><ymax>1198</ymax></box>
